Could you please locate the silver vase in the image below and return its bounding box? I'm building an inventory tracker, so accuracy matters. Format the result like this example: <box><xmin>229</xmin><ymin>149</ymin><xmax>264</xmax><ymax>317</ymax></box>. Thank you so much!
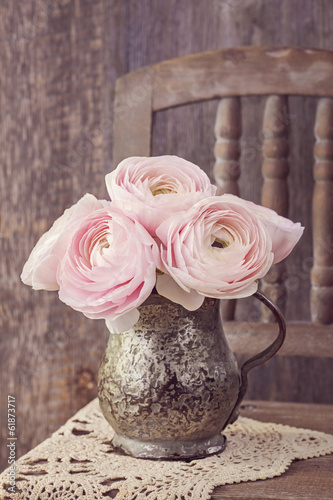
<box><xmin>98</xmin><ymin>291</ymin><xmax>285</xmax><ymax>459</ymax></box>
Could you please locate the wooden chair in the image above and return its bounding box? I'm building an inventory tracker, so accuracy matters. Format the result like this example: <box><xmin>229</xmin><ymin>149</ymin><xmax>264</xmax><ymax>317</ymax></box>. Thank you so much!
<box><xmin>112</xmin><ymin>46</ymin><xmax>333</xmax><ymax>404</ymax></box>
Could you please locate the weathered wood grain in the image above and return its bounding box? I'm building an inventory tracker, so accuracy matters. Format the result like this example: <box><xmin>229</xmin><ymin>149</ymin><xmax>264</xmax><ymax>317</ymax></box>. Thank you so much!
<box><xmin>112</xmin><ymin>69</ymin><xmax>153</xmax><ymax>167</ymax></box>
<box><xmin>114</xmin><ymin>46</ymin><xmax>333</xmax><ymax>114</ymax></box>
<box><xmin>150</xmin><ymin>46</ymin><xmax>333</xmax><ymax>110</ymax></box>
<box><xmin>0</xmin><ymin>0</ymin><xmax>108</xmax><ymax>473</ymax></box>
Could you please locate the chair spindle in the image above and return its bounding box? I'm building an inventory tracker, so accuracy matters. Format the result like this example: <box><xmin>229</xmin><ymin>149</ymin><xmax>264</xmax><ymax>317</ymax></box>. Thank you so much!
<box><xmin>260</xmin><ymin>95</ymin><xmax>289</xmax><ymax>321</ymax></box>
<box><xmin>214</xmin><ymin>97</ymin><xmax>241</xmax><ymax>321</ymax></box>
<box><xmin>311</xmin><ymin>98</ymin><xmax>333</xmax><ymax>324</ymax></box>
<box><xmin>214</xmin><ymin>97</ymin><xmax>241</xmax><ymax>196</ymax></box>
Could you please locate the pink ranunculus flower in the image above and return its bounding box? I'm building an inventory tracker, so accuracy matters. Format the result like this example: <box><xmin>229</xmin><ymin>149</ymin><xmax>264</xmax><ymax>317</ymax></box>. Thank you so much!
<box><xmin>21</xmin><ymin>194</ymin><xmax>108</xmax><ymax>291</ymax></box>
<box><xmin>156</xmin><ymin>194</ymin><xmax>304</xmax><ymax>309</ymax></box>
<box><xmin>155</xmin><ymin>195</ymin><xmax>303</xmax><ymax>310</ymax></box>
<box><xmin>57</xmin><ymin>207</ymin><xmax>160</xmax><ymax>333</ymax></box>
<box><xmin>105</xmin><ymin>155</ymin><xmax>217</xmax><ymax>235</ymax></box>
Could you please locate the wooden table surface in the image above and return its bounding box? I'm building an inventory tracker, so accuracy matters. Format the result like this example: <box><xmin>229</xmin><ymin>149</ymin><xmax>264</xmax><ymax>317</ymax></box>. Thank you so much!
<box><xmin>212</xmin><ymin>400</ymin><xmax>333</xmax><ymax>500</ymax></box>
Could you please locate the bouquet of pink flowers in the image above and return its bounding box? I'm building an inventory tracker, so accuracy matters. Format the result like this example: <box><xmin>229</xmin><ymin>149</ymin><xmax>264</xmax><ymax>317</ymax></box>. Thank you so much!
<box><xmin>21</xmin><ymin>156</ymin><xmax>304</xmax><ymax>332</ymax></box>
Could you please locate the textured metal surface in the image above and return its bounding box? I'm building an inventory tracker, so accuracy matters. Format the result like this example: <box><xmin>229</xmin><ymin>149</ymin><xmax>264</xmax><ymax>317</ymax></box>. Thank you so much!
<box><xmin>98</xmin><ymin>294</ymin><xmax>240</xmax><ymax>458</ymax></box>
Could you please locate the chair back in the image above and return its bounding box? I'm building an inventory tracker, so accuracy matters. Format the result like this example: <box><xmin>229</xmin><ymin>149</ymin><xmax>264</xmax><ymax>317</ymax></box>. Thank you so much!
<box><xmin>112</xmin><ymin>47</ymin><xmax>333</xmax><ymax>403</ymax></box>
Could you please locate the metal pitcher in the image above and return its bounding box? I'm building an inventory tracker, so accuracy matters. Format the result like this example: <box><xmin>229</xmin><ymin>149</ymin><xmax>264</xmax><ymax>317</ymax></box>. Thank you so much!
<box><xmin>98</xmin><ymin>291</ymin><xmax>285</xmax><ymax>459</ymax></box>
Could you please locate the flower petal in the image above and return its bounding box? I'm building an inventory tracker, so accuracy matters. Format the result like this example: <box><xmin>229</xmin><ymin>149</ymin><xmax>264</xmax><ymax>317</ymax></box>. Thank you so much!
<box><xmin>260</xmin><ymin>219</ymin><xmax>304</xmax><ymax>264</ymax></box>
<box><xmin>156</xmin><ymin>273</ymin><xmax>204</xmax><ymax>310</ymax></box>
<box><xmin>21</xmin><ymin>194</ymin><xmax>107</xmax><ymax>290</ymax></box>
<box><xmin>105</xmin><ymin>308</ymin><xmax>140</xmax><ymax>334</ymax></box>
<box><xmin>29</xmin><ymin>254</ymin><xmax>60</xmax><ymax>291</ymax></box>
<box><xmin>218</xmin><ymin>194</ymin><xmax>304</xmax><ymax>264</ymax></box>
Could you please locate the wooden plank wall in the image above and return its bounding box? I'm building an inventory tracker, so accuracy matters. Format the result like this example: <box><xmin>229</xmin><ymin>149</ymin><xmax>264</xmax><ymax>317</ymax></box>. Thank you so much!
<box><xmin>1</xmin><ymin>0</ymin><xmax>332</xmax><ymax>471</ymax></box>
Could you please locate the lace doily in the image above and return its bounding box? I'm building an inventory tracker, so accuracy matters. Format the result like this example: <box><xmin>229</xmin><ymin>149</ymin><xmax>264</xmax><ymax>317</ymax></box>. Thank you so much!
<box><xmin>1</xmin><ymin>398</ymin><xmax>333</xmax><ymax>500</ymax></box>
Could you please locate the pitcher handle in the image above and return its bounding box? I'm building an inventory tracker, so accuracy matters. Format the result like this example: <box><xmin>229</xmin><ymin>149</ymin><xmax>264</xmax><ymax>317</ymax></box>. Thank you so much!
<box><xmin>224</xmin><ymin>290</ymin><xmax>286</xmax><ymax>428</ymax></box>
